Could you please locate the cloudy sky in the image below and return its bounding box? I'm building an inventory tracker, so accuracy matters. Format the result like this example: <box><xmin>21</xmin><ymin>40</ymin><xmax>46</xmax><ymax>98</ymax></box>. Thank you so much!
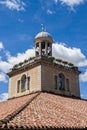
<box><xmin>0</xmin><ymin>0</ymin><xmax>87</xmax><ymax>101</ymax></box>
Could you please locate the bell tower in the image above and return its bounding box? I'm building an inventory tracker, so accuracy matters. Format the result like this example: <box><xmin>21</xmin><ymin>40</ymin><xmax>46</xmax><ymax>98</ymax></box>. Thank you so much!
<box><xmin>34</xmin><ymin>28</ymin><xmax>53</xmax><ymax>57</ymax></box>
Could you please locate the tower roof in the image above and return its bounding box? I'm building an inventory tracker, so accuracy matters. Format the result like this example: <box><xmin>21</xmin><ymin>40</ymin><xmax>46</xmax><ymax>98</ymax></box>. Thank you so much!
<box><xmin>34</xmin><ymin>31</ymin><xmax>53</xmax><ymax>43</ymax></box>
<box><xmin>35</xmin><ymin>31</ymin><xmax>52</xmax><ymax>39</ymax></box>
<box><xmin>0</xmin><ymin>92</ymin><xmax>87</xmax><ymax>129</ymax></box>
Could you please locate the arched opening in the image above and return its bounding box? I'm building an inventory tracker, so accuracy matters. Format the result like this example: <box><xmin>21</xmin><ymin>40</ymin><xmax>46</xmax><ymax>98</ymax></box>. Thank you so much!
<box><xmin>27</xmin><ymin>77</ymin><xmax>30</xmax><ymax>90</ymax></box>
<box><xmin>58</xmin><ymin>73</ymin><xmax>65</xmax><ymax>90</ymax></box>
<box><xmin>36</xmin><ymin>42</ymin><xmax>39</xmax><ymax>56</ymax></box>
<box><xmin>48</xmin><ymin>43</ymin><xmax>52</xmax><ymax>56</ymax></box>
<box><xmin>21</xmin><ymin>74</ymin><xmax>26</xmax><ymax>92</ymax></box>
<box><xmin>41</xmin><ymin>42</ymin><xmax>45</xmax><ymax>55</ymax></box>
<box><xmin>17</xmin><ymin>80</ymin><xmax>20</xmax><ymax>93</ymax></box>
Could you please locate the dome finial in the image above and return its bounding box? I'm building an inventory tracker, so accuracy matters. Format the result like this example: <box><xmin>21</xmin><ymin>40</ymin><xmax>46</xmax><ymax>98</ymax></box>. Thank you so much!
<box><xmin>41</xmin><ymin>23</ymin><xmax>46</xmax><ymax>32</ymax></box>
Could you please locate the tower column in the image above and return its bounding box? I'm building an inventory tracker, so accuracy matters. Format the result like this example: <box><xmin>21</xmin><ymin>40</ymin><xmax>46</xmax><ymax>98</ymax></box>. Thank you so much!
<box><xmin>50</xmin><ymin>44</ymin><xmax>52</xmax><ymax>56</ymax></box>
<box><xmin>39</xmin><ymin>42</ymin><xmax>42</xmax><ymax>56</ymax></box>
<box><xmin>45</xmin><ymin>41</ymin><xmax>48</xmax><ymax>56</ymax></box>
<box><xmin>35</xmin><ymin>44</ymin><xmax>37</xmax><ymax>56</ymax></box>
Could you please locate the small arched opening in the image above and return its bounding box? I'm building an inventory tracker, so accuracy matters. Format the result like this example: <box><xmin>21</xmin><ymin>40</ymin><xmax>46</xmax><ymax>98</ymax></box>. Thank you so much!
<box><xmin>21</xmin><ymin>74</ymin><xmax>26</xmax><ymax>92</ymax></box>
<box><xmin>58</xmin><ymin>73</ymin><xmax>65</xmax><ymax>90</ymax></box>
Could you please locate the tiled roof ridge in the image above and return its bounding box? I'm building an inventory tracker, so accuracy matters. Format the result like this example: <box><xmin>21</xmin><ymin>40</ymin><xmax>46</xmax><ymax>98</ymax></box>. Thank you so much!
<box><xmin>0</xmin><ymin>92</ymin><xmax>41</xmax><ymax>128</ymax></box>
<box><xmin>42</xmin><ymin>91</ymin><xmax>81</xmax><ymax>101</ymax></box>
<box><xmin>8</xmin><ymin>91</ymin><xmax>40</xmax><ymax>100</ymax></box>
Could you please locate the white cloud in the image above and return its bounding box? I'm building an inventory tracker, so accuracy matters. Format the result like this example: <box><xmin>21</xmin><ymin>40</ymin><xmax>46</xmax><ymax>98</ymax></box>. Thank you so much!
<box><xmin>0</xmin><ymin>42</ymin><xmax>4</xmax><ymax>50</ymax></box>
<box><xmin>5</xmin><ymin>42</ymin><xmax>86</xmax><ymax>69</ymax></box>
<box><xmin>18</xmin><ymin>18</ymin><xmax>24</xmax><ymax>23</ymax></box>
<box><xmin>47</xmin><ymin>9</ymin><xmax>55</xmax><ymax>15</ymax></box>
<box><xmin>52</xmin><ymin>43</ymin><xmax>87</xmax><ymax>67</ymax></box>
<box><xmin>40</xmin><ymin>0</ymin><xmax>86</xmax><ymax>14</ymax></box>
<box><xmin>60</xmin><ymin>0</ymin><xmax>85</xmax><ymax>7</ymax></box>
<box><xmin>0</xmin><ymin>0</ymin><xmax>25</xmax><ymax>11</ymax></box>
<box><xmin>0</xmin><ymin>72</ymin><xmax>7</xmax><ymax>83</ymax></box>
<box><xmin>0</xmin><ymin>48</ymin><xmax>35</xmax><ymax>83</ymax></box>
<box><xmin>0</xmin><ymin>70</ymin><xmax>9</xmax><ymax>84</ymax></box>
<box><xmin>0</xmin><ymin>93</ymin><xmax>8</xmax><ymax>102</ymax></box>
<box><xmin>0</xmin><ymin>61</ymin><xmax>12</xmax><ymax>73</ymax></box>
<box><xmin>53</xmin><ymin>0</ymin><xmax>85</xmax><ymax>9</ymax></box>
<box><xmin>54</xmin><ymin>0</ymin><xmax>58</xmax><ymax>3</ymax></box>
<box><xmin>81</xmin><ymin>94</ymin><xmax>86</xmax><ymax>99</ymax></box>
<box><xmin>7</xmin><ymin>48</ymin><xmax>35</xmax><ymax>66</ymax></box>
<box><xmin>0</xmin><ymin>42</ymin><xmax>87</xmax><ymax>83</ymax></box>
<box><xmin>80</xmin><ymin>70</ymin><xmax>87</xmax><ymax>82</ymax></box>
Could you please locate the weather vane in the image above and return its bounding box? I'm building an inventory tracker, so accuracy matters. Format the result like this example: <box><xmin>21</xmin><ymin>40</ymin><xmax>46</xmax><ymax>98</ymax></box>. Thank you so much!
<box><xmin>41</xmin><ymin>23</ymin><xmax>46</xmax><ymax>31</ymax></box>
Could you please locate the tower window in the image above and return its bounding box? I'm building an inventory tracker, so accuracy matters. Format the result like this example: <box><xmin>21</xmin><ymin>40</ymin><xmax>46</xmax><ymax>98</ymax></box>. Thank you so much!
<box><xmin>17</xmin><ymin>80</ymin><xmax>20</xmax><ymax>93</ymax></box>
<box><xmin>27</xmin><ymin>77</ymin><xmax>30</xmax><ymax>90</ymax></box>
<box><xmin>41</xmin><ymin>42</ymin><xmax>45</xmax><ymax>49</ymax></box>
<box><xmin>36</xmin><ymin>42</ymin><xmax>39</xmax><ymax>47</ymax></box>
<box><xmin>41</xmin><ymin>42</ymin><xmax>45</xmax><ymax>55</ymax></box>
<box><xmin>21</xmin><ymin>74</ymin><xmax>26</xmax><ymax>92</ymax></box>
<box><xmin>66</xmin><ymin>79</ymin><xmax>69</xmax><ymax>91</ymax></box>
<box><xmin>54</xmin><ymin>75</ymin><xmax>57</xmax><ymax>89</ymax></box>
<box><xmin>58</xmin><ymin>73</ymin><xmax>65</xmax><ymax>90</ymax></box>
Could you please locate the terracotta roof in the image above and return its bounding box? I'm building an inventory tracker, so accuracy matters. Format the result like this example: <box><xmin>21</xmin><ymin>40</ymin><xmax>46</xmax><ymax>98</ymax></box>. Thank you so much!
<box><xmin>0</xmin><ymin>92</ymin><xmax>87</xmax><ymax>129</ymax></box>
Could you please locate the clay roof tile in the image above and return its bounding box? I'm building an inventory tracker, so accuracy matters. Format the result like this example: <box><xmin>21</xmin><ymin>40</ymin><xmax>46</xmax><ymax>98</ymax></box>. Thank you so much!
<box><xmin>0</xmin><ymin>92</ymin><xmax>87</xmax><ymax>129</ymax></box>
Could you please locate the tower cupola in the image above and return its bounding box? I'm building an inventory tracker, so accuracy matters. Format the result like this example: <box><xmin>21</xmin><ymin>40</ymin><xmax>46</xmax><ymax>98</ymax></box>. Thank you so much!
<box><xmin>34</xmin><ymin>31</ymin><xmax>53</xmax><ymax>57</ymax></box>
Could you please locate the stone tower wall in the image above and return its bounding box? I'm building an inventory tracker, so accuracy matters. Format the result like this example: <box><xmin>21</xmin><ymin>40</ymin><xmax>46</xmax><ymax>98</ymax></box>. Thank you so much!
<box><xmin>8</xmin><ymin>65</ymin><xmax>41</xmax><ymax>99</ymax></box>
<box><xmin>8</xmin><ymin>59</ymin><xmax>80</xmax><ymax>99</ymax></box>
<box><xmin>41</xmin><ymin>63</ymin><xmax>80</xmax><ymax>98</ymax></box>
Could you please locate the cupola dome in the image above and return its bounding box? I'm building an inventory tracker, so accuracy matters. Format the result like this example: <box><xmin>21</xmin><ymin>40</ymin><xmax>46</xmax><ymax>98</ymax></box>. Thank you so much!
<box><xmin>34</xmin><ymin>31</ymin><xmax>53</xmax><ymax>43</ymax></box>
<box><xmin>34</xmin><ymin>30</ymin><xmax>53</xmax><ymax>57</ymax></box>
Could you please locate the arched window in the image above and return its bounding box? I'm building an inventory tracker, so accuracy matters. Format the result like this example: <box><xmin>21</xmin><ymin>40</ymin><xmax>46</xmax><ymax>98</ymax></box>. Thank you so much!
<box><xmin>54</xmin><ymin>75</ymin><xmax>57</xmax><ymax>89</ymax></box>
<box><xmin>21</xmin><ymin>74</ymin><xmax>26</xmax><ymax>92</ymax></box>
<box><xmin>17</xmin><ymin>80</ymin><xmax>20</xmax><ymax>93</ymax></box>
<box><xmin>41</xmin><ymin>42</ymin><xmax>45</xmax><ymax>55</ymax></box>
<box><xmin>66</xmin><ymin>78</ymin><xmax>69</xmax><ymax>91</ymax></box>
<box><xmin>27</xmin><ymin>77</ymin><xmax>30</xmax><ymax>90</ymax></box>
<box><xmin>58</xmin><ymin>73</ymin><xmax>65</xmax><ymax>90</ymax></box>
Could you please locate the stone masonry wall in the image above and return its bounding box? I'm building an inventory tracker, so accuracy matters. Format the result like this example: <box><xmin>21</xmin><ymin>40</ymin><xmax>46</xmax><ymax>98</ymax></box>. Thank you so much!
<box><xmin>8</xmin><ymin>59</ymin><xmax>80</xmax><ymax>99</ymax></box>
<box><xmin>8</xmin><ymin>65</ymin><xmax>41</xmax><ymax>99</ymax></box>
<box><xmin>41</xmin><ymin>63</ymin><xmax>80</xmax><ymax>98</ymax></box>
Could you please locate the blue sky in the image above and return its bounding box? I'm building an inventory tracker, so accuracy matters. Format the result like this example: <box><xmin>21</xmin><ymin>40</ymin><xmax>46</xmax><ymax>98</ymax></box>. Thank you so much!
<box><xmin>0</xmin><ymin>0</ymin><xmax>87</xmax><ymax>101</ymax></box>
